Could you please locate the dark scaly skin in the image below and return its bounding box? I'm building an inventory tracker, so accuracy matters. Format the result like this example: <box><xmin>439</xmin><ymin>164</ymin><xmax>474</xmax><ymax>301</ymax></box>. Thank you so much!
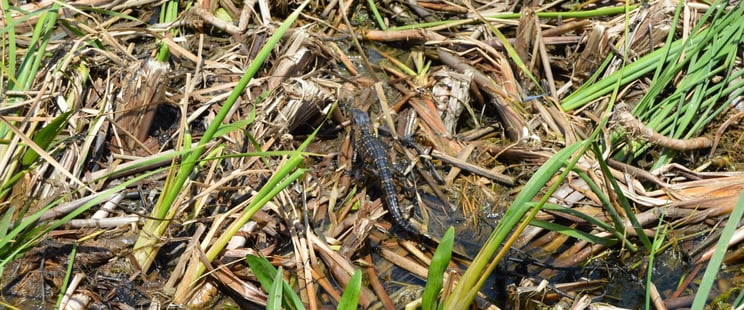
<box><xmin>350</xmin><ymin>108</ymin><xmax>419</xmax><ymax>235</ymax></box>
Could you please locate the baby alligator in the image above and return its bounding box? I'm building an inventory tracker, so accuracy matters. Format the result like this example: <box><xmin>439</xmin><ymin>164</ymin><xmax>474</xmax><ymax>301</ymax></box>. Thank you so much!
<box><xmin>350</xmin><ymin>108</ymin><xmax>419</xmax><ymax>235</ymax></box>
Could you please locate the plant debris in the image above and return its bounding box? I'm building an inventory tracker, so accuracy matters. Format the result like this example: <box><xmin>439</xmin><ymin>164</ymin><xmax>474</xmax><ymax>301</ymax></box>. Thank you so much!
<box><xmin>1</xmin><ymin>0</ymin><xmax>743</xmax><ymax>309</ymax></box>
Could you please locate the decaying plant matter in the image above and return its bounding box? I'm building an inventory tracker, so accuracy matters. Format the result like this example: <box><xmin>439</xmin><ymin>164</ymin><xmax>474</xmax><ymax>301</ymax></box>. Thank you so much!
<box><xmin>1</xmin><ymin>0</ymin><xmax>743</xmax><ymax>309</ymax></box>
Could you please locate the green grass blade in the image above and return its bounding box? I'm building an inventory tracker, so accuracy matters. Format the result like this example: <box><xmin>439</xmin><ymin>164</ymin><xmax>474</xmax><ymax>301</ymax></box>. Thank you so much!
<box><xmin>528</xmin><ymin>220</ymin><xmax>617</xmax><ymax>246</ymax></box>
<box><xmin>593</xmin><ymin>144</ymin><xmax>651</xmax><ymax>249</ymax></box>
<box><xmin>572</xmin><ymin>170</ymin><xmax>623</xmax><ymax>226</ymax></box>
<box><xmin>213</xmin><ymin>111</ymin><xmax>256</xmax><ymax>138</ymax></box>
<box><xmin>0</xmin><ymin>201</ymin><xmax>59</xmax><ymax>262</ymax></box>
<box><xmin>0</xmin><ymin>4</ymin><xmax>61</xmax><ymax>201</ymax></box>
<box><xmin>267</xmin><ymin>266</ymin><xmax>284</xmax><ymax>310</ymax></box>
<box><xmin>156</xmin><ymin>0</ymin><xmax>179</xmax><ymax>61</ymax></box>
<box><xmin>21</xmin><ymin>111</ymin><xmax>71</xmax><ymax>167</ymax></box>
<box><xmin>645</xmin><ymin>219</ymin><xmax>669</xmax><ymax>309</ymax></box>
<box><xmin>246</xmin><ymin>254</ymin><xmax>305</xmax><ymax>310</ymax></box>
<box><xmin>0</xmin><ymin>204</ymin><xmax>15</xmax><ymax>275</ymax></box>
<box><xmin>422</xmin><ymin>226</ymin><xmax>454</xmax><ymax>310</ymax></box>
<box><xmin>245</xmin><ymin>254</ymin><xmax>279</xmax><ymax>292</ymax></box>
<box><xmin>1</xmin><ymin>0</ymin><xmax>18</xmax><ymax>81</ymax></box>
<box><xmin>55</xmin><ymin>242</ymin><xmax>77</xmax><ymax>309</ymax></box>
<box><xmin>0</xmin><ymin>205</ymin><xmax>12</xmax><ymax>238</ymax></box>
<box><xmin>561</xmin><ymin>26</ymin><xmax>713</xmax><ymax>111</ymax></box>
<box><xmin>168</xmin><ymin>2</ymin><xmax>321</xmax><ymax>299</ymax></box>
<box><xmin>0</xmin><ymin>168</ymin><xmax>165</xmax><ymax>270</ymax></box>
<box><xmin>366</xmin><ymin>0</ymin><xmax>386</xmax><ymax>30</ymax></box>
<box><xmin>571</xmin><ymin>169</ymin><xmax>636</xmax><ymax>251</ymax></box>
<box><xmin>537</xmin><ymin>203</ymin><xmax>614</xmax><ymax>234</ymax></box>
<box><xmin>447</xmin><ymin>42</ymin><xmax>623</xmax><ymax>304</ymax></box>
<box><xmin>338</xmin><ymin>269</ymin><xmax>362</xmax><ymax>310</ymax></box>
<box><xmin>608</xmin><ymin>1</ymin><xmax>744</xmax><ymax>167</ymax></box>
<box><xmin>390</xmin><ymin>6</ymin><xmax>640</xmax><ymax>31</ymax></box>
<box><xmin>649</xmin><ymin>0</ymin><xmax>684</xmax><ymax>84</ymax></box>
<box><xmin>443</xmin><ymin>140</ymin><xmax>587</xmax><ymax>308</ymax></box>
<box><xmin>205</xmin><ymin>157</ymin><xmax>308</xmax><ymax>256</ymax></box>
<box><xmin>484</xmin><ymin>24</ymin><xmax>541</xmax><ymax>92</ymax></box>
<box><xmin>132</xmin><ymin>0</ymin><xmax>311</xmax><ymax>272</ymax></box>
<box><xmin>14</xmin><ymin>3</ymin><xmax>59</xmax><ymax>91</ymax></box>
<box><xmin>692</xmin><ymin>190</ymin><xmax>744</xmax><ymax>308</ymax></box>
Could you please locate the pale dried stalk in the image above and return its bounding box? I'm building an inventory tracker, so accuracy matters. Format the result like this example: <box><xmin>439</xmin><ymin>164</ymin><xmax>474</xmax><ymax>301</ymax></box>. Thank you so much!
<box><xmin>574</xmin><ymin>0</ymin><xmax>677</xmax><ymax>78</ymax></box>
<box><xmin>431</xmin><ymin>149</ymin><xmax>515</xmax><ymax>185</ymax></box>
<box><xmin>267</xmin><ymin>29</ymin><xmax>311</xmax><ymax>90</ymax></box>
<box><xmin>515</xmin><ymin>7</ymin><xmax>539</xmax><ymax>77</ymax></box>
<box><xmin>68</xmin><ymin>215</ymin><xmax>139</xmax><ymax>228</ymax></box>
<box><xmin>309</xmin><ymin>231</ymin><xmax>376</xmax><ymax>307</ymax></box>
<box><xmin>164</xmin><ymin>224</ymin><xmax>205</xmax><ymax>295</ymax></box>
<box><xmin>0</xmin><ymin>113</ymin><xmax>92</xmax><ymax>192</ymax></box>
<box><xmin>437</xmin><ymin>47</ymin><xmax>527</xmax><ymax>141</ymax></box>
<box><xmin>209</xmin><ymin>268</ymin><xmax>268</xmax><ymax>306</ymax></box>
<box><xmin>430</xmin><ymin>69</ymin><xmax>471</xmax><ymax>135</ymax></box>
<box><xmin>377</xmin><ymin>247</ymin><xmax>428</xmax><ymax>278</ymax></box>
<box><xmin>294</xmin><ymin>214</ymin><xmax>317</xmax><ymax>309</ymax></box>
<box><xmin>363</xmin><ymin>29</ymin><xmax>447</xmax><ymax>42</ymax></box>
<box><xmin>91</xmin><ymin>192</ymin><xmax>125</xmax><ymax>219</ymax></box>
<box><xmin>649</xmin><ymin>282</ymin><xmax>668</xmax><ymax>310</ymax></box>
<box><xmin>59</xmin><ymin>273</ymin><xmax>87</xmax><ymax>310</ymax></box>
<box><xmin>187</xmin><ymin>281</ymin><xmax>222</xmax><ymax>309</ymax></box>
<box><xmin>113</xmin><ymin>59</ymin><xmax>169</xmax><ymax>155</ymax></box>
<box><xmin>695</xmin><ymin>225</ymin><xmax>744</xmax><ymax>265</ymax></box>
<box><xmin>187</xmin><ymin>6</ymin><xmax>241</xmax><ymax>35</ymax></box>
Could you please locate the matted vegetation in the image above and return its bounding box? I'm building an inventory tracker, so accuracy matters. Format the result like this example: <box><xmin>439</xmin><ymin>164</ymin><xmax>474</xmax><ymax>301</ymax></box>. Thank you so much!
<box><xmin>1</xmin><ymin>0</ymin><xmax>743</xmax><ymax>308</ymax></box>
